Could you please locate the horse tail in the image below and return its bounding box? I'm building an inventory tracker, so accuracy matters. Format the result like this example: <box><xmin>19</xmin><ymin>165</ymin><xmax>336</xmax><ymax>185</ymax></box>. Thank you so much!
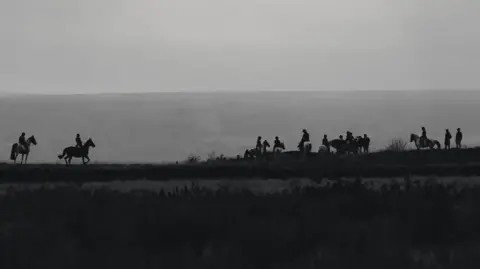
<box><xmin>58</xmin><ymin>148</ymin><xmax>67</xmax><ymax>159</ymax></box>
<box><xmin>10</xmin><ymin>144</ymin><xmax>17</xmax><ymax>160</ymax></box>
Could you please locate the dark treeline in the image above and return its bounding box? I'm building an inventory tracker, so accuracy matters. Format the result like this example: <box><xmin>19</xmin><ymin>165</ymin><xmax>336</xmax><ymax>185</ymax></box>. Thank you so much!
<box><xmin>0</xmin><ymin>180</ymin><xmax>479</xmax><ymax>268</ymax></box>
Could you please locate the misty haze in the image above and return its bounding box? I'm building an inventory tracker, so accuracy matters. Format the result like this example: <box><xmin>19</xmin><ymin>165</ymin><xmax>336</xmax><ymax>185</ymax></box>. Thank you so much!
<box><xmin>0</xmin><ymin>90</ymin><xmax>478</xmax><ymax>164</ymax></box>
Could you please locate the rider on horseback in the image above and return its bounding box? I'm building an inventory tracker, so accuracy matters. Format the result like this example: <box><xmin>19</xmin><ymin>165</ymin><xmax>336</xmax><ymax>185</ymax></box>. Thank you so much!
<box><xmin>75</xmin><ymin>134</ymin><xmax>83</xmax><ymax>149</ymax></box>
<box><xmin>421</xmin><ymin>127</ymin><xmax>427</xmax><ymax>147</ymax></box>
<box><xmin>346</xmin><ymin>131</ymin><xmax>354</xmax><ymax>143</ymax></box>
<box><xmin>298</xmin><ymin>129</ymin><xmax>310</xmax><ymax>150</ymax></box>
<box><xmin>302</xmin><ymin>129</ymin><xmax>310</xmax><ymax>143</ymax></box>
<box><xmin>18</xmin><ymin>132</ymin><xmax>27</xmax><ymax>151</ymax></box>
<box><xmin>256</xmin><ymin>136</ymin><xmax>262</xmax><ymax>153</ymax></box>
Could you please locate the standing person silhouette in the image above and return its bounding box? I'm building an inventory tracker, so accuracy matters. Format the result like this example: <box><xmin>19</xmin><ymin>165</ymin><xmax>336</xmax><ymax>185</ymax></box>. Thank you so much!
<box><xmin>444</xmin><ymin>129</ymin><xmax>452</xmax><ymax>150</ymax></box>
<box><xmin>262</xmin><ymin>139</ymin><xmax>270</xmax><ymax>155</ymax></box>
<box><xmin>363</xmin><ymin>134</ymin><xmax>371</xmax><ymax>153</ymax></box>
<box><xmin>322</xmin><ymin>134</ymin><xmax>330</xmax><ymax>153</ymax></box>
<box><xmin>456</xmin><ymin>128</ymin><xmax>463</xmax><ymax>149</ymax></box>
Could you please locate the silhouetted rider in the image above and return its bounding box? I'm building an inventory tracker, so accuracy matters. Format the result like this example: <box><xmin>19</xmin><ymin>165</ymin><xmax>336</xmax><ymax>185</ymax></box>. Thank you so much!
<box><xmin>18</xmin><ymin>132</ymin><xmax>27</xmax><ymax>150</ymax></box>
<box><xmin>301</xmin><ymin>129</ymin><xmax>310</xmax><ymax>143</ymax></box>
<box><xmin>298</xmin><ymin>129</ymin><xmax>310</xmax><ymax>150</ymax></box>
<box><xmin>75</xmin><ymin>134</ymin><xmax>83</xmax><ymax>149</ymax></box>
<box><xmin>273</xmin><ymin>136</ymin><xmax>282</xmax><ymax>149</ymax></box>
<box><xmin>346</xmin><ymin>131</ymin><xmax>354</xmax><ymax>143</ymax></box>
<box><xmin>256</xmin><ymin>136</ymin><xmax>262</xmax><ymax>152</ymax></box>
<box><xmin>421</xmin><ymin>127</ymin><xmax>427</xmax><ymax>146</ymax></box>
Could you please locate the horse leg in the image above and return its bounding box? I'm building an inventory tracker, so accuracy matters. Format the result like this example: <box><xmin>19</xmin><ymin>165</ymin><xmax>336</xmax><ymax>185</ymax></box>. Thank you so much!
<box><xmin>24</xmin><ymin>154</ymin><xmax>28</xmax><ymax>164</ymax></box>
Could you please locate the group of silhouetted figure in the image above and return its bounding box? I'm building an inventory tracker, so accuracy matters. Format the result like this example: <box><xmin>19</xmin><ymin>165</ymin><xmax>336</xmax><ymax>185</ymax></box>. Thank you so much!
<box><xmin>244</xmin><ymin>129</ymin><xmax>373</xmax><ymax>159</ymax></box>
<box><xmin>244</xmin><ymin>127</ymin><xmax>466</xmax><ymax>160</ymax></box>
<box><xmin>441</xmin><ymin>127</ymin><xmax>463</xmax><ymax>150</ymax></box>
<box><xmin>7</xmin><ymin>126</ymin><xmax>468</xmax><ymax>165</ymax></box>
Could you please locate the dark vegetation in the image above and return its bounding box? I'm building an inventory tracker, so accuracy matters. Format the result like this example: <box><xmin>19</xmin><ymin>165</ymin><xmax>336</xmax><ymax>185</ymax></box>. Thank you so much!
<box><xmin>1</xmin><ymin>180</ymin><xmax>480</xmax><ymax>268</ymax></box>
<box><xmin>2</xmin><ymin>147</ymin><xmax>480</xmax><ymax>183</ymax></box>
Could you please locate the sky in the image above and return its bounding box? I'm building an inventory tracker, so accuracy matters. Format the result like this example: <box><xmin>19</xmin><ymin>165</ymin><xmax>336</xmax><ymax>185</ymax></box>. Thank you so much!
<box><xmin>1</xmin><ymin>0</ymin><xmax>480</xmax><ymax>94</ymax></box>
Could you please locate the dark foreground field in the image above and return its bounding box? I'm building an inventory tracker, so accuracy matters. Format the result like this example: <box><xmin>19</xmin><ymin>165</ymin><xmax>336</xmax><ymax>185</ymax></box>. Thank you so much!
<box><xmin>1</xmin><ymin>180</ymin><xmax>480</xmax><ymax>269</ymax></box>
<box><xmin>2</xmin><ymin>147</ymin><xmax>480</xmax><ymax>182</ymax></box>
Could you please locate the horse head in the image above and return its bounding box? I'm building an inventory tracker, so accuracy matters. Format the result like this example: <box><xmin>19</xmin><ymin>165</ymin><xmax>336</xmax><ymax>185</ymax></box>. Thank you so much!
<box><xmin>85</xmin><ymin>138</ymin><xmax>96</xmax><ymax>148</ymax></box>
<box><xmin>28</xmin><ymin>135</ymin><xmax>37</xmax><ymax>146</ymax></box>
<box><xmin>410</xmin><ymin>133</ymin><xmax>417</xmax><ymax>142</ymax></box>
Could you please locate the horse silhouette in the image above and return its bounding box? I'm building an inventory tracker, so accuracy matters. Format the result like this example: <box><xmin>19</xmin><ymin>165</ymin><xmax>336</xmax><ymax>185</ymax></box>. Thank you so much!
<box><xmin>58</xmin><ymin>138</ymin><xmax>96</xmax><ymax>166</ymax></box>
<box><xmin>297</xmin><ymin>141</ymin><xmax>312</xmax><ymax>154</ymax></box>
<box><xmin>10</xmin><ymin>135</ymin><xmax>37</xmax><ymax>164</ymax></box>
<box><xmin>410</xmin><ymin>133</ymin><xmax>441</xmax><ymax>150</ymax></box>
<box><xmin>329</xmin><ymin>138</ymin><xmax>359</xmax><ymax>155</ymax></box>
<box><xmin>273</xmin><ymin>142</ymin><xmax>285</xmax><ymax>154</ymax></box>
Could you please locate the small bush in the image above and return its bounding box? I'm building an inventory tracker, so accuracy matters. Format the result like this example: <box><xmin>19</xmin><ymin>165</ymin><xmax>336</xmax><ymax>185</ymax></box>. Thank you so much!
<box><xmin>184</xmin><ymin>154</ymin><xmax>201</xmax><ymax>164</ymax></box>
<box><xmin>207</xmin><ymin>151</ymin><xmax>217</xmax><ymax>161</ymax></box>
<box><xmin>384</xmin><ymin>138</ymin><xmax>408</xmax><ymax>152</ymax></box>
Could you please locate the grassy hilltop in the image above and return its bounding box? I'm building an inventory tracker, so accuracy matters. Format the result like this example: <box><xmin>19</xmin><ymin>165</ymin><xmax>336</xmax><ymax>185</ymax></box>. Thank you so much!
<box><xmin>2</xmin><ymin>147</ymin><xmax>480</xmax><ymax>183</ymax></box>
<box><xmin>2</xmin><ymin>147</ymin><xmax>480</xmax><ymax>268</ymax></box>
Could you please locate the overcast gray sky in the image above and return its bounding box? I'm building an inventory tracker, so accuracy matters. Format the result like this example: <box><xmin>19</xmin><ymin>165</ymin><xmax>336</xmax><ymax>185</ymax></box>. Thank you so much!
<box><xmin>2</xmin><ymin>0</ymin><xmax>479</xmax><ymax>94</ymax></box>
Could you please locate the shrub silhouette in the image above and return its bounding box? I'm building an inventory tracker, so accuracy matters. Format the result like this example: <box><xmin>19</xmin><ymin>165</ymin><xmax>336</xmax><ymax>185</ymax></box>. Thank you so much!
<box><xmin>384</xmin><ymin>138</ymin><xmax>408</xmax><ymax>152</ymax></box>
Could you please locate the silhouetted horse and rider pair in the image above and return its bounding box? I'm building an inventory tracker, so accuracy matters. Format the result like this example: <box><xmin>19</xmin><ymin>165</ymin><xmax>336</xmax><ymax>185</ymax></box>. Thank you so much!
<box><xmin>10</xmin><ymin>133</ymin><xmax>96</xmax><ymax>165</ymax></box>
<box><xmin>58</xmin><ymin>134</ymin><xmax>96</xmax><ymax>166</ymax></box>
<box><xmin>244</xmin><ymin>135</ymin><xmax>286</xmax><ymax>159</ymax></box>
<box><xmin>10</xmin><ymin>132</ymin><xmax>37</xmax><ymax>164</ymax></box>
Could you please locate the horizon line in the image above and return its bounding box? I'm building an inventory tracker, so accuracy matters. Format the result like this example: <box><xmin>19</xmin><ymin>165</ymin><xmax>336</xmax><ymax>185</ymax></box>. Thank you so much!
<box><xmin>1</xmin><ymin>88</ymin><xmax>479</xmax><ymax>97</ymax></box>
